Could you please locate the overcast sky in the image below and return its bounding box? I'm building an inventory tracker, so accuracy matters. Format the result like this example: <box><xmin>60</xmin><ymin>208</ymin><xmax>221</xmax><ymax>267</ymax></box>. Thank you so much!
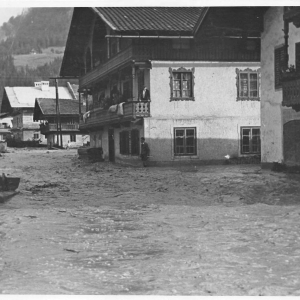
<box><xmin>0</xmin><ymin>7</ymin><xmax>24</xmax><ymax>26</ymax></box>
<box><xmin>0</xmin><ymin>0</ymin><xmax>297</xmax><ymax>28</ymax></box>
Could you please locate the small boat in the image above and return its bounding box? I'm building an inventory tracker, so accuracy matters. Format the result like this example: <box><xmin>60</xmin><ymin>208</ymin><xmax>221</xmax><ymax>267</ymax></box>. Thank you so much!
<box><xmin>0</xmin><ymin>174</ymin><xmax>20</xmax><ymax>191</ymax></box>
<box><xmin>0</xmin><ymin>173</ymin><xmax>20</xmax><ymax>203</ymax></box>
<box><xmin>0</xmin><ymin>191</ymin><xmax>20</xmax><ymax>203</ymax></box>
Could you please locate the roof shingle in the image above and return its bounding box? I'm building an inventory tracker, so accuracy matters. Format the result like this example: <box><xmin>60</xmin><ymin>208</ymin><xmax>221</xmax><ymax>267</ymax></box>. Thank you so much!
<box><xmin>36</xmin><ymin>98</ymin><xmax>85</xmax><ymax>116</ymax></box>
<box><xmin>95</xmin><ymin>7</ymin><xmax>205</xmax><ymax>34</ymax></box>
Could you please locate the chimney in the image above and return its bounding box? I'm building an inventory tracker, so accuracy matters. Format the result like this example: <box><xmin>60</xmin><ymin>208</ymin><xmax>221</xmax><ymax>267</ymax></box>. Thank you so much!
<box><xmin>41</xmin><ymin>81</ymin><xmax>50</xmax><ymax>91</ymax></box>
<box><xmin>34</xmin><ymin>82</ymin><xmax>42</xmax><ymax>89</ymax></box>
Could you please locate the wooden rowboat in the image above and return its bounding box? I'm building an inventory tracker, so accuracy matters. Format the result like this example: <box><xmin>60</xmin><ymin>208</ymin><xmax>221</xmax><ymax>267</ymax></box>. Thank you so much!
<box><xmin>0</xmin><ymin>174</ymin><xmax>20</xmax><ymax>203</ymax></box>
<box><xmin>0</xmin><ymin>175</ymin><xmax>20</xmax><ymax>191</ymax></box>
<box><xmin>0</xmin><ymin>191</ymin><xmax>20</xmax><ymax>203</ymax></box>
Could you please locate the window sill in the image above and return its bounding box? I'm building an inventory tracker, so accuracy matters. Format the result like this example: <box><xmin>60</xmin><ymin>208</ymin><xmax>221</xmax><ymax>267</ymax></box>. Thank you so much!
<box><xmin>173</xmin><ymin>155</ymin><xmax>199</xmax><ymax>160</ymax></box>
<box><xmin>170</xmin><ymin>97</ymin><xmax>195</xmax><ymax>102</ymax></box>
<box><xmin>236</xmin><ymin>97</ymin><xmax>260</xmax><ymax>101</ymax></box>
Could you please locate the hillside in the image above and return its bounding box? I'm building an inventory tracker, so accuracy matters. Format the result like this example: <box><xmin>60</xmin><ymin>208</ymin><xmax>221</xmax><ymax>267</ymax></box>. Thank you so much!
<box><xmin>13</xmin><ymin>46</ymin><xmax>65</xmax><ymax>69</ymax></box>
<box><xmin>0</xmin><ymin>8</ymin><xmax>73</xmax><ymax>55</ymax></box>
<box><xmin>0</xmin><ymin>8</ymin><xmax>74</xmax><ymax>110</ymax></box>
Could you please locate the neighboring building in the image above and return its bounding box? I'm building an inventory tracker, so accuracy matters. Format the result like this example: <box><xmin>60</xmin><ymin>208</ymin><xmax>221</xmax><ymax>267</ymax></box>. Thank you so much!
<box><xmin>1</xmin><ymin>81</ymin><xmax>77</xmax><ymax>142</ymax></box>
<box><xmin>33</xmin><ymin>98</ymin><xmax>89</xmax><ymax>148</ymax></box>
<box><xmin>60</xmin><ymin>7</ymin><xmax>266</xmax><ymax>165</ymax></box>
<box><xmin>0</xmin><ymin>113</ymin><xmax>12</xmax><ymax>141</ymax></box>
<box><xmin>261</xmin><ymin>7</ymin><xmax>300</xmax><ymax>167</ymax></box>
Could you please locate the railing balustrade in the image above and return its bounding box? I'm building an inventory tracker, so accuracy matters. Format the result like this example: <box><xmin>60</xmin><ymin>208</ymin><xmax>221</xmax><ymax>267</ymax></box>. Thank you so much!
<box><xmin>80</xmin><ymin>101</ymin><xmax>150</xmax><ymax>129</ymax></box>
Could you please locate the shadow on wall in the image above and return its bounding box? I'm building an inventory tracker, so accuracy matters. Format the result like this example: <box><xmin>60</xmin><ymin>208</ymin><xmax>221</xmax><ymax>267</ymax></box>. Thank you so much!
<box><xmin>148</xmin><ymin>137</ymin><xmax>250</xmax><ymax>162</ymax></box>
<box><xmin>103</xmin><ymin>137</ymin><xmax>261</xmax><ymax>167</ymax></box>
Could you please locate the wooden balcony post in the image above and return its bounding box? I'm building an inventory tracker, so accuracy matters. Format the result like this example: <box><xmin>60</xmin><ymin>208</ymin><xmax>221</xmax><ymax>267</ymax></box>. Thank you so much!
<box><xmin>132</xmin><ymin>64</ymin><xmax>137</xmax><ymax>101</ymax></box>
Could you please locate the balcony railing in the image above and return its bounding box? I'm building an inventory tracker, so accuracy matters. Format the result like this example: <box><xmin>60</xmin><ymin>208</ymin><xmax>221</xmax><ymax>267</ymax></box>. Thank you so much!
<box><xmin>282</xmin><ymin>78</ymin><xmax>300</xmax><ymax>110</ymax></box>
<box><xmin>40</xmin><ymin>123</ymin><xmax>79</xmax><ymax>134</ymax></box>
<box><xmin>79</xmin><ymin>101</ymin><xmax>150</xmax><ymax>130</ymax></box>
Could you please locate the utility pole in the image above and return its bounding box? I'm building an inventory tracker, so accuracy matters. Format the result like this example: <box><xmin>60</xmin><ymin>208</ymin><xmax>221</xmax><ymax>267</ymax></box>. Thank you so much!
<box><xmin>55</xmin><ymin>79</ymin><xmax>62</xmax><ymax>147</ymax></box>
<box><xmin>55</xmin><ymin>79</ymin><xmax>59</xmax><ymax>146</ymax></box>
<box><xmin>50</xmin><ymin>76</ymin><xmax>80</xmax><ymax>148</ymax></box>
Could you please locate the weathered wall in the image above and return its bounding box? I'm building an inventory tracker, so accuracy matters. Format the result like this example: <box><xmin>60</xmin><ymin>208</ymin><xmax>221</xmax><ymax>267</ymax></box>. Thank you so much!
<box><xmin>47</xmin><ymin>133</ymin><xmax>88</xmax><ymax>148</ymax></box>
<box><xmin>146</xmin><ymin>61</ymin><xmax>261</xmax><ymax>162</ymax></box>
<box><xmin>261</xmin><ymin>7</ymin><xmax>300</xmax><ymax>165</ymax></box>
<box><xmin>91</xmin><ymin>124</ymin><xmax>143</xmax><ymax>162</ymax></box>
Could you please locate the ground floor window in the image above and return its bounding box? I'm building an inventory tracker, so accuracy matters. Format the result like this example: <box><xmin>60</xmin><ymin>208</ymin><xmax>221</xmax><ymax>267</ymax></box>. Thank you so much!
<box><xmin>33</xmin><ymin>133</ymin><xmax>39</xmax><ymax>140</ymax></box>
<box><xmin>119</xmin><ymin>129</ymin><xmax>140</xmax><ymax>155</ymax></box>
<box><xmin>241</xmin><ymin>127</ymin><xmax>260</xmax><ymax>154</ymax></box>
<box><xmin>70</xmin><ymin>134</ymin><xmax>76</xmax><ymax>142</ymax></box>
<box><xmin>174</xmin><ymin>127</ymin><xmax>196</xmax><ymax>156</ymax></box>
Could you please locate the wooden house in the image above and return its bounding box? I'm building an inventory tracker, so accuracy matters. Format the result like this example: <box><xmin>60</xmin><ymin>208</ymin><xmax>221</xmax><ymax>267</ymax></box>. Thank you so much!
<box><xmin>1</xmin><ymin>81</ymin><xmax>77</xmax><ymax>142</ymax></box>
<box><xmin>33</xmin><ymin>98</ymin><xmax>88</xmax><ymax>148</ymax></box>
<box><xmin>60</xmin><ymin>7</ymin><xmax>266</xmax><ymax>165</ymax></box>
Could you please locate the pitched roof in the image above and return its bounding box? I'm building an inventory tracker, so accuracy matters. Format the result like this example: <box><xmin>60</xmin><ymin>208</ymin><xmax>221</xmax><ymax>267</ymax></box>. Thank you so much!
<box><xmin>4</xmin><ymin>86</ymin><xmax>74</xmax><ymax>108</ymax></box>
<box><xmin>94</xmin><ymin>7</ymin><xmax>205</xmax><ymax>34</ymax></box>
<box><xmin>35</xmin><ymin>98</ymin><xmax>85</xmax><ymax>116</ymax></box>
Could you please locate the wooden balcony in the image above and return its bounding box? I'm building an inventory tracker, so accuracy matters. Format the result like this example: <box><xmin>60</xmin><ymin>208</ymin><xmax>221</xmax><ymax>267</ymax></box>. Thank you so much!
<box><xmin>40</xmin><ymin>123</ymin><xmax>80</xmax><ymax>135</ymax></box>
<box><xmin>284</xmin><ymin>7</ymin><xmax>300</xmax><ymax>27</ymax></box>
<box><xmin>282</xmin><ymin>78</ymin><xmax>300</xmax><ymax>110</ymax></box>
<box><xmin>79</xmin><ymin>101</ymin><xmax>150</xmax><ymax>131</ymax></box>
<box><xmin>80</xmin><ymin>40</ymin><xmax>260</xmax><ymax>88</ymax></box>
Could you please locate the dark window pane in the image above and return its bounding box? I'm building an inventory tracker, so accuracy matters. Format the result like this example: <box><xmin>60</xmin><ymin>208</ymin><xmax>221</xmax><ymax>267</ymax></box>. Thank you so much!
<box><xmin>176</xmin><ymin>137</ymin><xmax>184</xmax><ymax>146</ymax></box>
<box><xmin>186</xmin><ymin>137</ymin><xmax>194</xmax><ymax>147</ymax></box>
<box><xmin>175</xmin><ymin>130</ymin><xmax>184</xmax><ymax>137</ymax></box>
<box><xmin>186</xmin><ymin>129</ymin><xmax>195</xmax><ymax>136</ymax></box>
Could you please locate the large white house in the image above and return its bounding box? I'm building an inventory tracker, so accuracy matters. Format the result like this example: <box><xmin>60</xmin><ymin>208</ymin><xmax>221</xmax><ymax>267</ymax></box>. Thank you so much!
<box><xmin>60</xmin><ymin>7</ymin><xmax>266</xmax><ymax>165</ymax></box>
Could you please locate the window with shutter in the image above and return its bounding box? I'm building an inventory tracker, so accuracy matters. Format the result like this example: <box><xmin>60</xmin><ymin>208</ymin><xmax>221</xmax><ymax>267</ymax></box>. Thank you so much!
<box><xmin>274</xmin><ymin>45</ymin><xmax>286</xmax><ymax>89</ymax></box>
<box><xmin>296</xmin><ymin>42</ymin><xmax>300</xmax><ymax>71</ymax></box>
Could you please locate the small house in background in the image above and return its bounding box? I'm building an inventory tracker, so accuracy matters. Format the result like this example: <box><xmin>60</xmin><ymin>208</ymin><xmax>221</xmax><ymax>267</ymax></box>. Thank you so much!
<box><xmin>33</xmin><ymin>98</ymin><xmax>89</xmax><ymax>148</ymax></box>
<box><xmin>1</xmin><ymin>81</ymin><xmax>77</xmax><ymax>142</ymax></box>
<box><xmin>0</xmin><ymin>112</ymin><xmax>12</xmax><ymax>141</ymax></box>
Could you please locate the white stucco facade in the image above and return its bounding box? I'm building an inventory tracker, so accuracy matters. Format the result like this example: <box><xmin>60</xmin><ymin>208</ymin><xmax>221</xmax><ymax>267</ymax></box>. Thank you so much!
<box><xmin>261</xmin><ymin>7</ymin><xmax>300</xmax><ymax>166</ymax></box>
<box><xmin>145</xmin><ymin>61</ymin><xmax>261</xmax><ymax>163</ymax></box>
<box><xmin>91</xmin><ymin>60</ymin><xmax>261</xmax><ymax>164</ymax></box>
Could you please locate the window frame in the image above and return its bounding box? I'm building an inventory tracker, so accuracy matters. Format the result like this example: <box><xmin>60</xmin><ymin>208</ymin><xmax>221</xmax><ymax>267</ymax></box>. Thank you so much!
<box><xmin>70</xmin><ymin>134</ymin><xmax>76</xmax><ymax>142</ymax></box>
<box><xmin>119</xmin><ymin>129</ymin><xmax>140</xmax><ymax>156</ymax></box>
<box><xmin>274</xmin><ymin>45</ymin><xmax>287</xmax><ymax>89</ymax></box>
<box><xmin>240</xmin><ymin>127</ymin><xmax>261</xmax><ymax>155</ymax></box>
<box><xmin>169</xmin><ymin>67</ymin><xmax>195</xmax><ymax>102</ymax></box>
<box><xmin>174</xmin><ymin>127</ymin><xmax>197</xmax><ymax>156</ymax></box>
<box><xmin>236</xmin><ymin>68</ymin><xmax>261</xmax><ymax>101</ymax></box>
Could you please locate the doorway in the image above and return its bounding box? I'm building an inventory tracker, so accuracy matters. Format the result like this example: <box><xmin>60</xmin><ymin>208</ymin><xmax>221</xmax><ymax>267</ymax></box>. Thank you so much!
<box><xmin>108</xmin><ymin>128</ymin><xmax>115</xmax><ymax>162</ymax></box>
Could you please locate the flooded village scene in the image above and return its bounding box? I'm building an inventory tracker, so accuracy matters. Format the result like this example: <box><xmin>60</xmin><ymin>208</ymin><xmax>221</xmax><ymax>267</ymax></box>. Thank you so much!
<box><xmin>1</xmin><ymin>5</ymin><xmax>300</xmax><ymax>296</ymax></box>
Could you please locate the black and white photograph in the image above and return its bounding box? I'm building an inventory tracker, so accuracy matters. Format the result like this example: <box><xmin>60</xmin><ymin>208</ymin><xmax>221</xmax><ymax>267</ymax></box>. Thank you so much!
<box><xmin>0</xmin><ymin>0</ymin><xmax>300</xmax><ymax>296</ymax></box>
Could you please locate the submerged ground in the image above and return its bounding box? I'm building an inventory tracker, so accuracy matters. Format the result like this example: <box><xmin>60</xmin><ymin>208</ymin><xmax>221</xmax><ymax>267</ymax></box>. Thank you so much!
<box><xmin>1</xmin><ymin>148</ymin><xmax>300</xmax><ymax>295</ymax></box>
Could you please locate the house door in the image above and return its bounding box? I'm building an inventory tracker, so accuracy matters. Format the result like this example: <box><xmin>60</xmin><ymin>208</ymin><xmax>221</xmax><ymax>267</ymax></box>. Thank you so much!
<box><xmin>108</xmin><ymin>129</ymin><xmax>115</xmax><ymax>162</ymax></box>
<box><xmin>284</xmin><ymin>120</ymin><xmax>300</xmax><ymax>165</ymax></box>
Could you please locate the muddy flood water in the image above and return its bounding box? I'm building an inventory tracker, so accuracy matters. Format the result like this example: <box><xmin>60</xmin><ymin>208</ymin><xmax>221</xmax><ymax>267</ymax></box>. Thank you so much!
<box><xmin>1</xmin><ymin>148</ymin><xmax>300</xmax><ymax>295</ymax></box>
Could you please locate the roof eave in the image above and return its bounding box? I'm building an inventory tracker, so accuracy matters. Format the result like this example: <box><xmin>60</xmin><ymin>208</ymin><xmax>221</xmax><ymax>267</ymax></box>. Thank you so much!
<box><xmin>91</xmin><ymin>7</ymin><xmax>117</xmax><ymax>31</ymax></box>
<box><xmin>192</xmin><ymin>7</ymin><xmax>209</xmax><ymax>36</ymax></box>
